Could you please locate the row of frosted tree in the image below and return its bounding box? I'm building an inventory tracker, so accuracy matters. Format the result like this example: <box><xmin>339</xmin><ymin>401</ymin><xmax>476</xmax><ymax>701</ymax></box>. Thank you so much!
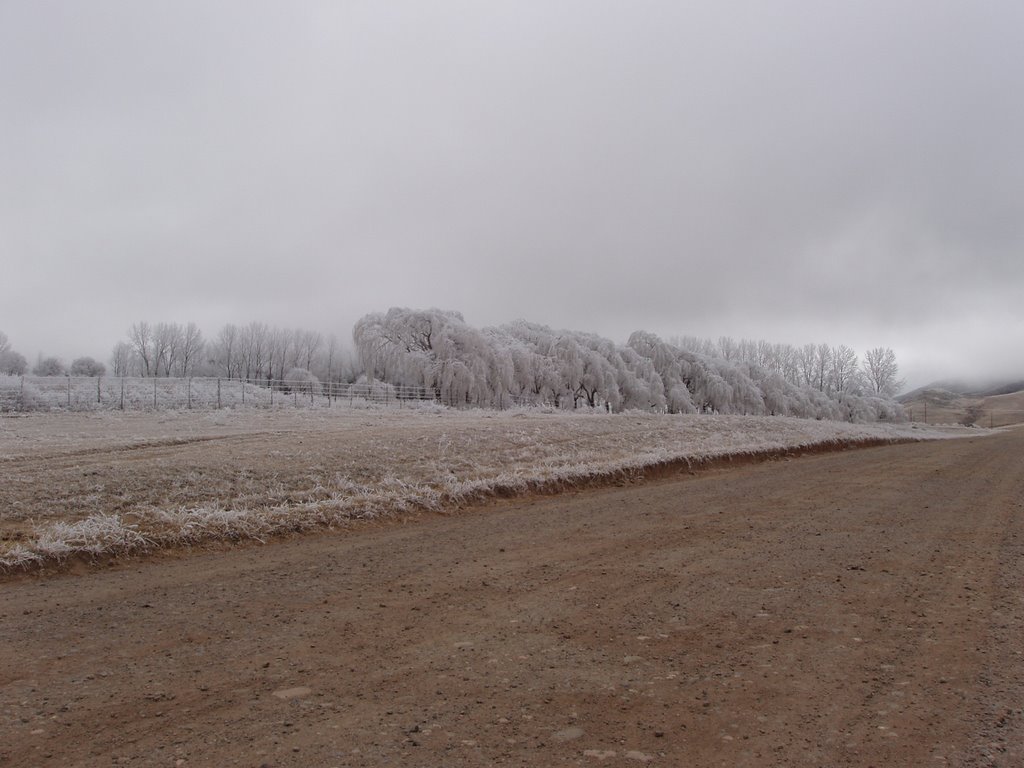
<box><xmin>353</xmin><ymin>308</ymin><xmax>905</xmax><ymax>422</ymax></box>
<box><xmin>668</xmin><ymin>335</ymin><xmax>903</xmax><ymax>398</ymax></box>
<box><xmin>0</xmin><ymin>331</ymin><xmax>106</xmax><ymax>377</ymax></box>
<box><xmin>109</xmin><ymin>321</ymin><xmax>359</xmax><ymax>385</ymax></box>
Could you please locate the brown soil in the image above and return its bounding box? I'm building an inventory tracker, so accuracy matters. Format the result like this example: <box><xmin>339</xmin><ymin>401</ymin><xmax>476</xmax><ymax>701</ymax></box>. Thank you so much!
<box><xmin>2</xmin><ymin>429</ymin><xmax>1022</xmax><ymax>767</ymax></box>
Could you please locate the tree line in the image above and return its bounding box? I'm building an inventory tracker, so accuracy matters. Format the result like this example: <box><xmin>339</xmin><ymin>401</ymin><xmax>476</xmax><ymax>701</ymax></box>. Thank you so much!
<box><xmin>0</xmin><ymin>324</ymin><xmax>358</xmax><ymax>384</ymax></box>
<box><xmin>109</xmin><ymin>321</ymin><xmax>358</xmax><ymax>384</ymax></box>
<box><xmin>1</xmin><ymin>314</ymin><xmax>905</xmax><ymax>423</ymax></box>
<box><xmin>0</xmin><ymin>331</ymin><xmax>107</xmax><ymax>377</ymax></box>
<box><xmin>353</xmin><ymin>308</ymin><xmax>905</xmax><ymax>421</ymax></box>
<box><xmin>667</xmin><ymin>335</ymin><xmax>903</xmax><ymax>398</ymax></box>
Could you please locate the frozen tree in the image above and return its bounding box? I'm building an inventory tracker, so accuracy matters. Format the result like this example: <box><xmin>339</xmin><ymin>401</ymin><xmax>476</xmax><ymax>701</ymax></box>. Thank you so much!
<box><xmin>151</xmin><ymin>322</ymin><xmax>183</xmax><ymax>377</ymax></box>
<box><xmin>503</xmin><ymin>322</ymin><xmax>638</xmax><ymax>409</ymax></box>
<box><xmin>265</xmin><ymin>326</ymin><xmax>292</xmax><ymax>383</ymax></box>
<box><xmin>127</xmin><ymin>322</ymin><xmax>154</xmax><ymax>376</ymax></box>
<box><xmin>125</xmin><ymin>321</ymin><xmax>191</xmax><ymax>377</ymax></box>
<box><xmin>70</xmin><ymin>357</ymin><xmax>106</xmax><ymax>377</ymax></box>
<box><xmin>807</xmin><ymin>388</ymin><xmax>844</xmax><ymax>420</ymax></box>
<box><xmin>0</xmin><ymin>332</ymin><xmax>27</xmax><ymax>375</ymax></box>
<box><xmin>795</xmin><ymin>344</ymin><xmax>817</xmax><ymax>388</ymax></box>
<box><xmin>671</xmin><ymin>335</ymin><xmax>715</xmax><ymax>357</ymax></box>
<box><xmin>0</xmin><ymin>349</ymin><xmax>27</xmax><ymax>375</ymax></box>
<box><xmin>174</xmin><ymin>322</ymin><xmax>205</xmax><ymax>377</ymax></box>
<box><xmin>354</xmin><ymin>308</ymin><xmax>494</xmax><ymax>405</ymax></box>
<box><xmin>322</xmin><ymin>334</ymin><xmax>342</xmax><ymax>385</ymax></box>
<box><xmin>546</xmin><ymin>333</ymin><xmax>613</xmax><ymax>409</ymax></box>
<box><xmin>721</xmin><ymin>360</ymin><xmax>768</xmax><ymax>414</ymax></box>
<box><xmin>827</xmin><ymin>345</ymin><xmax>860</xmax><ymax>397</ymax></box>
<box><xmin>862</xmin><ymin>347</ymin><xmax>903</xmax><ymax>396</ymax></box>
<box><xmin>677</xmin><ymin>352</ymin><xmax>736</xmax><ymax>413</ymax></box>
<box><xmin>841</xmin><ymin>393</ymin><xmax>904</xmax><ymax>423</ymax></box>
<box><xmin>33</xmin><ymin>356</ymin><xmax>66</xmax><ymax>376</ymax></box>
<box><xmin>774</xmin><ymin>343</ymin><xmax>800</xmax><ymax>384</ymax></box>
<box><xmin>812</xmin><ymin>344</ymin><xmax>831</xmax><ymax>392</ymax></box>
<box><xmin>211</xmin><ymin>323</ymin><xmax>241</xmax><ymax>379</ymax></box>
<box><xmin>109</xmin><ymin>341</ymin><xmax>136</xmax><ymax>376</ymax></box>
<box><xmin>202</xmin><ymin>323</ymin><xmax>337</xmax><ymax>383</ymax></box>
<box><xmin>717</xmin><ymin>336</ymin><xmax>738</xmax><ymax>360</ymax></box>
<box><xmin>351</xmin><ymin>308</ymin><xmax>903</xmax><ymax>422</ymax></box>
<box><xmin>357</xmin><ymin>309</ymin><xmax>663</xmax><ymax>410</ymax></box>
<box><xmin>353</xmin><ymin>309</ymin><xmax>440</xmax><ymax>383</ymax></box>
<box><xmin>754</xmin><ymin>340</ymin><xmax>774</xmax><ymax>370</ymax></box>
<box><xmin>630</xmin><ymin>331</ymin><xmax>890</xmax><ymax>419</ymax></box>
<box><xmin>747</xmin><ymin>364</ymin><xmax>814</xmax><ymax>417</ymax></box>
<box><xmin>627</xmin><ymin>331</ymin><xmax>697</xmax><ymax>413</ymax></box>
<box><xmin>332</xmin><ymin>346</ymin><xmax>362</xmax><ymax>385</ymax></box>
<box><xmin>296</xmin><ymin>330</ymin><xmax>323</xmax><ymax>372</ymax></box>
<box><xmin>617</xmin><ymin>346</ymin><xmax>667</xmax><ymax>411</ymax></box>
<box><xmin>240</xmin><ymin>322</ymin><xmax>269</xmax><ymax>381</ymax></box>
<box><xmin>500</xmin><ymin>320</ymin><xmax>567</xmax><ymax>405</ymax></box>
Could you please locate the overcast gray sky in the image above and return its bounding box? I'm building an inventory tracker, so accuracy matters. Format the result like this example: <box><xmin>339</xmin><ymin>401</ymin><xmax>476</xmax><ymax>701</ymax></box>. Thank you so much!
<box><xmin>2</xmin><ymin>1</ymin><xmax>1022</xmax><ymax>389</ymax></box>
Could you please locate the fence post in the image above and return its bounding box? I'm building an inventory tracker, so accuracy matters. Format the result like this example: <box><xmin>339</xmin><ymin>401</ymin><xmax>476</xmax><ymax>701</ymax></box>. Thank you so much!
<box><xmin>120</xmin><ymin>378</ymin><xmax>125</xmax><ymax>410</ymax></box>
<box><xmin>97</xmin><ymin>376</ymin><xmax>101</xmax><ymax>404</ymax></box>
<box><xmin>67</xmin><ymin>375</ymin><xmax>71</xmax><ymax>407</ymax></box>
<box><xmin>188</xmin><ymin>378</ymin><xmax>192</xmax><ymax>409</ymax></box>
<box><xmin>20</xmin><ymin>375</ymin><xmax>24</xmax><ymax>410</ymax></box>
<box><xmin>153</xmin><ymin>377</ymin><xmax>158</xmax><ymax>410</ymax></box>
<box><xmin>217</xmin><ymin>378</ymin><xmax>222</xmax><ymax>409</ymax></box>
<box><xmin>242</xmin><ymin>379</ymin><xmax>245</xmax><ymax>404</ymax></box>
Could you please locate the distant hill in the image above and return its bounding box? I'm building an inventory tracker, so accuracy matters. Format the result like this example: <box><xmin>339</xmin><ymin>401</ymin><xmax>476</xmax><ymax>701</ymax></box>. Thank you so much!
<box><xmin>975</xmin><ymin>380</ymin><xmax>1024</xmax><ymax>397</ymax></box>
<box><xmin>899</xmin><ymin>377</ymin><xmax>1024</xmax><ymax>401</ymax></box>
<box><xmin>898</xmin><ymin>379</ymin><xmax>1024</xmax><ymax>427</ymax></box>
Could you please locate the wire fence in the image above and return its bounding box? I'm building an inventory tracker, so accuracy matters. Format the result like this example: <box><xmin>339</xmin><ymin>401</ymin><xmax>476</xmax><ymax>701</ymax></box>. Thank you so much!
<box><xmin>0</xmin><ymin>375</ymin><xmax>448</xmax><ymax>413</ymax></box>
<box><xmin>5</xmin><ymin>374</ymin><xmax>1023</xmax><ymax>424</ymax></box>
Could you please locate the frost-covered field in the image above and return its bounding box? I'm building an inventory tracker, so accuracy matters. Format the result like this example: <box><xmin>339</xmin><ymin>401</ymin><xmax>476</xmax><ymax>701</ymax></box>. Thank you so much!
<box><xmin>0</xmin><ymin>406</ymin><xmax>973</xmax><ymax>570</ymax></box>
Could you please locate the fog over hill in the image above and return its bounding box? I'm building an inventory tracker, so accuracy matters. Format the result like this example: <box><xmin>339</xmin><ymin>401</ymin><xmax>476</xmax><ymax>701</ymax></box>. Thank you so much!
<box><xmin>899</xmin><ymin>378</ymin><xmax>1024</xmax><ymax>401</ymax></box>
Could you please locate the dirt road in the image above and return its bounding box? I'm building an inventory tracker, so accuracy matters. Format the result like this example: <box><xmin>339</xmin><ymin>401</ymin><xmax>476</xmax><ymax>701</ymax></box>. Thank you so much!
<box><xmin>2</xmin><ymin>429</ymin><xmax>1022</xmax><ymax>767</ymax></box>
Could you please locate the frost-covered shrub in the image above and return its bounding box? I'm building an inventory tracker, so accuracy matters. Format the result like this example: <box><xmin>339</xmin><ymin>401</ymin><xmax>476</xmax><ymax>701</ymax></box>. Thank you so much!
<box><xmin>70</xmin><ymin>357</ymin><xmax>107</xmax><ymax>377</ymax></box>
<box><xmin>0</xmin><ymin>350</ymin><xmax>27</xmax><ymax>375</ymax></box>
<box><xmin>283</xmin><ymin>367</ymin><xmax>320</xmax><ymax>395</ymax></box>
<box><xmin>32</xmin><ymin>357</ymin><xmax>66</xmax><ymax>376</ymax></box>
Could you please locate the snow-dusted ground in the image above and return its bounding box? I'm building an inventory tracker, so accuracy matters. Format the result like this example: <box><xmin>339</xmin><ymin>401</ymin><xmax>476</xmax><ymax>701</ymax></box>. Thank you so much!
<box><xmin>0</xmin><ymin>406</ymin><xmax>978</xmax><ymax>570</ymax></box>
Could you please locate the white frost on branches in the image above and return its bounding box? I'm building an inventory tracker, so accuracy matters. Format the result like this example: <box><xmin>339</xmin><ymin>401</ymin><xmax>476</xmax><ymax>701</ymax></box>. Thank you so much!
<box><xmin>353</xmin><ymin>308</ymin><xmax>905</xmax><ymax>422</ymax></box>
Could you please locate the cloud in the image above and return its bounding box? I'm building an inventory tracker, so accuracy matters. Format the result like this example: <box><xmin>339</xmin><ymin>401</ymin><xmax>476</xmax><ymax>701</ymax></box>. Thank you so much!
<box><xmin>1</xmin><ymin>1</ymin><xmax>1022</xmax><ymax>388</ymax></box>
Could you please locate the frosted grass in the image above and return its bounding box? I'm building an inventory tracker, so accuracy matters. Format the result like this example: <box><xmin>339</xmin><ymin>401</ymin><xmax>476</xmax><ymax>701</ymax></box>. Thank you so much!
<box><xmin>0</xmin><ymin>408</ymin><xmax>972</xmax><ymax>571</ymax></box>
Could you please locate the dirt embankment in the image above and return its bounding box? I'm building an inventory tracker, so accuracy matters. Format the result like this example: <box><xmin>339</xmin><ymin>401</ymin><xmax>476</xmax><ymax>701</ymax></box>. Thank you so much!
<box><xmin>2</xmin><ymin>428</ymin><xmax>1022</xmax><ymax>767</ymax></box>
